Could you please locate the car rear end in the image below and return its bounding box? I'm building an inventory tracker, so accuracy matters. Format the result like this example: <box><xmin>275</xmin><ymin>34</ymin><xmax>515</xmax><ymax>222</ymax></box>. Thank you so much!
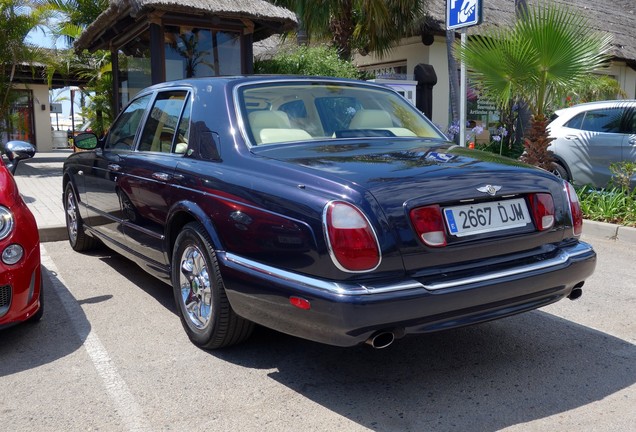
<box><xmin>220</xmin><ymin>147</ymin><xmax>595</xmax><ymax>347</ymax></box>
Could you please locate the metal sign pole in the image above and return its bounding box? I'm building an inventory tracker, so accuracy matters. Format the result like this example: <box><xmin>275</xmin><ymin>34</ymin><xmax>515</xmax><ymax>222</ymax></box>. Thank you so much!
<box><xmin>446</xmin><ymin>0</ymin><xmax>482</xmax><ymax>147</ymax></box>
<box><xmin>459</xmin><ymin>30</ymin><xmax>467</xmax><ymax>147</ymax></box>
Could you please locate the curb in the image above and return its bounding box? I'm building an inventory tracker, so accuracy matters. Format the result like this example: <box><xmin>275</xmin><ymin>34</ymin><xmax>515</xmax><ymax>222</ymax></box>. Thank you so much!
<box><xmin>38</xmin><ymin>226</ymin><xmax>69</xmax><ymax>243</ymax></box>
<box><xmin>582</xmin><ymin>220</ymin><xmax>636</xmax><ymax>242</ymax></box>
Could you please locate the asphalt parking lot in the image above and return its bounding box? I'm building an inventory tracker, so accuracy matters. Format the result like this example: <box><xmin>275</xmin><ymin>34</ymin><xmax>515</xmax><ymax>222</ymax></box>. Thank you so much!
<box><xmin>1</xmin><ymin>234</ymin><xmax>634</xmax><ymax>432</ymax></box>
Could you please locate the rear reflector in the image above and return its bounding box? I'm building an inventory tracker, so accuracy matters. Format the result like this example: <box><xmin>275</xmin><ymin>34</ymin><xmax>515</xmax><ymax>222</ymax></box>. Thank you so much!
<box><xmin>410</xmin><ymin>205</ymin><xmax>447</xmax><ymax>247</ymax></box>
<box><xmin>290</xmin><ymin>296</ymin><xmax>311</xmax><ymax>310</ymax></box>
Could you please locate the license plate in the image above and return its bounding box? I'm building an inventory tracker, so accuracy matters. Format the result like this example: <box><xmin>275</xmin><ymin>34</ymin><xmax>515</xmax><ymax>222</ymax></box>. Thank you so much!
<box><xmin>444</xmin><ymin>198</ymin><xmax>531</xmax><ymax>237</ymax></box>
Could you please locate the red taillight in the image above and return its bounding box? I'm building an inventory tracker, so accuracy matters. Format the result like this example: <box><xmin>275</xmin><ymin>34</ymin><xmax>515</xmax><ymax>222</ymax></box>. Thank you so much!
<box><xmin>564</xmin><ymin>182</ymin><xmax>583</xmax><ymax>236</ymax></box>
<box><xmin>409</xmin><ymin>205</ymin><xmax>447</xmax><ymax>247</ymax></box>
<box><xmin>528</xmin><ymin>193</ymin><xmax>555</xmax><ymax>231</ymax></box>
<box><xmin>324</xmin><ymin>201</ymin><xmax>380</xmax><ymax>272</ymax></box>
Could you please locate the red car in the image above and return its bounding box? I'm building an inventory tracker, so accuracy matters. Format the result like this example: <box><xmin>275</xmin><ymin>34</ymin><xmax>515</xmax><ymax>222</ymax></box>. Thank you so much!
<box><xmin>0</xmin><ymin>140</ymin><xmax>42</xmax><ymax>328</ymax></box>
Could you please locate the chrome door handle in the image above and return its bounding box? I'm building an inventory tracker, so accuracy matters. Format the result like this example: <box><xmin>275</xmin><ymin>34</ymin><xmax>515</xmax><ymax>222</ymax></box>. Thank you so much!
<box><xmin>152</xmin><ymin>172</ymin><xmax>171</xmax><ymax>181</ymax></box>
<box><xmin>108</xmin><ymin>163</ymin><xmax>122</xmax><ymax>171</ymax></box>
<box><xmin>629</xmin><ymin>137</ymin><xmax>636</xmax><ymax>145</ymax></box>
<box><xmin>78</xmin><ymin>170</ymin><xmax>84</xmax><ymax>176</ymax></box>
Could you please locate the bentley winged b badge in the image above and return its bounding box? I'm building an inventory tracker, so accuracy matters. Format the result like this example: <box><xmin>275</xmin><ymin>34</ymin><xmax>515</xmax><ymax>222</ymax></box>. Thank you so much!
<box><xmin>477</xmin><ymin>185</ymin><xmax>502</xmax><ymax>196</ymax></box>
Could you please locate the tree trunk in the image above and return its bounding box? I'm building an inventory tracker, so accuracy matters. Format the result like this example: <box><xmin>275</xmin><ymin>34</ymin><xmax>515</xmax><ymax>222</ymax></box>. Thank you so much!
<box><xmin>520</xmin><ymin>114</ymin><xmax>555</xmax><ymax>171</ymax></box>
<box><xmin>330</xmin><ymin>0</ymin><xmax>354</xmax><ymax>60</ymax></box>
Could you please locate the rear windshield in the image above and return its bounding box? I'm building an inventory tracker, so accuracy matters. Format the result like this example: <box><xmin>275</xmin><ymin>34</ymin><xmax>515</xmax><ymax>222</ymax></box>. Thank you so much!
<box><xmin>237</xmin><ymin>81</ymin><xmax>445</xmax><ymax>146</ymax></box>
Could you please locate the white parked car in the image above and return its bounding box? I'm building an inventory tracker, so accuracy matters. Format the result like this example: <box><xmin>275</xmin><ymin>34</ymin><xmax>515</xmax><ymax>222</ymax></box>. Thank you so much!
<box><xmin>547</xmin><ymin>100</ymin><xmax>636</xmax><ymax>188</ymax></box>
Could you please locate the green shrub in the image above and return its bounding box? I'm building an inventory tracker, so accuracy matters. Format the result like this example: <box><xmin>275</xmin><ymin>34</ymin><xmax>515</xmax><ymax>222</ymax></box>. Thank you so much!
<box><xmin>577</xmin><ymin>185</ymin><xmax>636</xmax><ymax>227</ymax></box>
<box><xmin>254</xmin><ymin>45</ymin><xmax>363</xmax><ymax>79</ymax></box>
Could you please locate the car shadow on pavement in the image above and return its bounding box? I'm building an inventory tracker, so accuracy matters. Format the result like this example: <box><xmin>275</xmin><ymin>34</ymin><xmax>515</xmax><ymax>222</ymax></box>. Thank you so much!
<box><xmin>0</xmin><ymin>264</ymin><xmax>91</xmax><ymax>377</ymax></box>
<box><xmin>214</xmin><ymin>312</ymin><xmax>636</xmax><ymax>432</ymax></box>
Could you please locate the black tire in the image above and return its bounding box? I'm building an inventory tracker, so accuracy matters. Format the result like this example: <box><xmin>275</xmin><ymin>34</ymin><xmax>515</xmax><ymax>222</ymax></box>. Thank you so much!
<box><xmin>551</xmin><ymin>162</ymin><xmax>570</xmax><ymax>182</ymax></box>
<box><xmin>172</xmin><ymin>222</ymin><xmax>253</xmax><ymax>349</ymax></box>
<box><xmin>64</xmin><ymin>183</ymin><xmax>99</xmax><ymax>251</ymax></box>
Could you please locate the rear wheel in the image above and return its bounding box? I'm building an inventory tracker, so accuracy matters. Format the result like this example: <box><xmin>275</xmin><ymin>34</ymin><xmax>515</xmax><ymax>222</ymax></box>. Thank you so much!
<box><xmin>172</xmin><ymin>222</ymin><xmax>253</xmax><ymax>349</ymax></box>
<box><xmin>551</xmin><ymin>162</ymin><xmax>570</xmax><ymax>182</ymax></box>
<box><xmin>65</xmin><ymin>183</ymin><xmax>98</xmax><ymax>251</ymax></box>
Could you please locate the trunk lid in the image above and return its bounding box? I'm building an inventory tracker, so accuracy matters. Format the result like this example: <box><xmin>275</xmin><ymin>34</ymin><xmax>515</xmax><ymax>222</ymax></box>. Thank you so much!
<box><xmin>253</xmin><ymin>139</ymin><xmax>571</xmax><ymax>271</ymax></box>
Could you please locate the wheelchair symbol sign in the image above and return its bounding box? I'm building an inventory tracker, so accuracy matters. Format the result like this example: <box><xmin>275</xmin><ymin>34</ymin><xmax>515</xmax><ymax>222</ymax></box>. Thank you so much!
<box><xmin>447</xmin><ymin>0</ymin><xmax>481</xmax><ymax>30</ymax></box>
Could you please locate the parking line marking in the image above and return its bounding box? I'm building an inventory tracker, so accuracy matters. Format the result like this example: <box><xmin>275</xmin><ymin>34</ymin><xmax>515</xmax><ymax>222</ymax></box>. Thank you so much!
<box><xmin>41</xmin><ymin>245</ymin><xmax>152</xmax><ymax>432</ymax></box>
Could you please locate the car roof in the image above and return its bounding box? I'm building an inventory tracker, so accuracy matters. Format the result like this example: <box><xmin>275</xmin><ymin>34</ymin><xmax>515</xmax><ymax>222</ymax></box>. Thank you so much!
<box><xmin>554</xmin><ymin>100</ymin><xmax>636</xmax><ymax>116</ymax></box>
<box><xmin>142</xmin><ymin>75</ymin><xmax>376</xmax><ymax>92</ymax></box>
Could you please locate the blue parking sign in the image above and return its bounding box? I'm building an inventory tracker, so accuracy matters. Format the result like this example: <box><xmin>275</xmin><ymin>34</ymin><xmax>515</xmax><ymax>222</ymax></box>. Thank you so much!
<box><xmin>447</xmin><ymin>0</ymin><xmax>482</xmax><ymax>30</ymax></box>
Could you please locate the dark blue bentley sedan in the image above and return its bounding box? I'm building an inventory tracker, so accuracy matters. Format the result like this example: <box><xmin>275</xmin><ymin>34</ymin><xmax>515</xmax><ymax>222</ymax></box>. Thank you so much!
<box><xmin>63</xmin><ymin>76</ymin><xmax>596</xmax><ymax>349</ymax></box>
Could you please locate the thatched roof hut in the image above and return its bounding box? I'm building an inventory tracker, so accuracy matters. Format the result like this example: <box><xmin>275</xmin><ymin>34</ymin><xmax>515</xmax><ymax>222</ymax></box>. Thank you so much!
<box><xmin>75</xmin><ymin>0</ymin><xmax>297</xmax><ymax>52</ymax></box>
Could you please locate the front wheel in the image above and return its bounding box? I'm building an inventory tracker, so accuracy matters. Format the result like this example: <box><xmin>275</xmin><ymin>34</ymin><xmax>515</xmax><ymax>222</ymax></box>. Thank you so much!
<box><xmin>171</xmin><ymin>222</ymin><xmax>253</xmax><ymax>349</ymax></box>
<box><xmin>64</xmin><ymin>184</ymin><xmax>98</xmax><ymax>251</ymax></box>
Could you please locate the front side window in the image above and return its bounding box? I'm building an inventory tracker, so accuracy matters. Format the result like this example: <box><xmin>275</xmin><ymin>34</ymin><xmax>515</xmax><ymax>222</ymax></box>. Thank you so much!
<box><xmin>138</xmin><ymin>91</ymin><xmax>189</xmax><ymax>153</ymax></box>
<box><xmin>580</xmin><ymin>108</ymin><xmax>623</xmax><ymax>133</ymax></box>
<box><xmin>239</xmin><ymin>82</ymin><xmax>445</xmax><ymax>146</ymax></box>
<box><xmin>623</xmin><ymin>108</ymin><xmax>636</xmax><ymax>134</ymax></box>
<box><xmin>104</xmin><ymin>95</ymin><xmax>152</xmax><ymax>151</ymax></box>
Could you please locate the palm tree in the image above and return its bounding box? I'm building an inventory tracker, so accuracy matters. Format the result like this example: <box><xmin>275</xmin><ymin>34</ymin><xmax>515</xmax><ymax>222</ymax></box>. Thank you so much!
<box><xmin>43</xmin><ymin>0</ymin><xmax>111</xmax><ymax>135</ymax></box>
<box><xmin>273</xmin><ymin>0</ymin><xmax>424</xmax><ymax>60</ymax></box>
<box><xmin>0</xmin><ymin>0</ymin><xmax>51</xmax><ymax>138</ymax></box>
<box><xmin>43</xmin><ymin>0</ymin><xmax>107</xmax><ymax>45</ymax></box>
<box><xmin>456</xmin><ymin>2</ymin><xmax>612</xmax><ymax>171</ymax></box>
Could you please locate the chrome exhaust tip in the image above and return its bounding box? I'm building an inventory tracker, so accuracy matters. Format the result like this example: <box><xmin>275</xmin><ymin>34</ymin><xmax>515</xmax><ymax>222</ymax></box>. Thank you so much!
<box><xmin>365</xmin><ymin>331</ymin><xmax>395</xmax><ymax>349</ymax></box>
<box><xmin>568</xmin><ymin>287</ymin><xmax>583</xmax><ymax>300</ymax></box>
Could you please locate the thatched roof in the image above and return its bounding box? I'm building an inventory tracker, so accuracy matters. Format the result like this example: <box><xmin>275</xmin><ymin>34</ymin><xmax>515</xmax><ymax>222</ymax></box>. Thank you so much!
<box><xmin>422</xmin><ymin>0</ymin><xmax>636</xmax><ymax>66</ymax></box>
<box><xmin>75</xmin><ymin>0</ymin><xmax>297</xmax><ymax>52</ymax></box>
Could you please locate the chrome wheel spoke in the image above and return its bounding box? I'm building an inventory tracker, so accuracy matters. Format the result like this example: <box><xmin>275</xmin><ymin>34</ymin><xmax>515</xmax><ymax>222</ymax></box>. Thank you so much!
<box><xmin>179</xmin><ymin>245</ymin><xmax>213</xmax><ymax>329</ymax></box>
<box><xmin>66</xmin><ymin>193</ymin><xmax>78</xmax><ymax>242</ymax></box>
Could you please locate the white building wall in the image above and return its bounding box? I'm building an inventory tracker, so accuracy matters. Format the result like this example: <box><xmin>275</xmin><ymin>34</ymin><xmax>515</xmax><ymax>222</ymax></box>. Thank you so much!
<box><xmin>356</xmin><ymin>37</ymin><xmax>636</xmax><ymax>131</ymax></box>
<box><xmin>355</xmin><ymin>35</ymin><xmax>454</xmax><ymax>130</ymax></box>
<box><xmin>15</xmin><ymin>83</ymin><xmax>54</xmax><ymax>151</ymax></box>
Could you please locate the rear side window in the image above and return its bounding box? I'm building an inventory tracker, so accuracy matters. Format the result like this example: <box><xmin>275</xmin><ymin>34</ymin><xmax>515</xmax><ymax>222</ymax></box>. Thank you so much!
<box><xmin>564</xmin><ymin>113</ymin><xmax>584</xmax><ymax>129</ymax></box>
<box><xmin>138</xmin><ymin>91</ymin><xmax>189</xmax><ymax>153</ymax></box>
<box><xmin>579</xmin><ymin>108</ymin><xmax>623</xmax><ymax>133</ymax></box>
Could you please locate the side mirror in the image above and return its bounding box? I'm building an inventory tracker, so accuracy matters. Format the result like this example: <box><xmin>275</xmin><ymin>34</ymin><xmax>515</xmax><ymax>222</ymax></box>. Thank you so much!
<box><xmin>74</xmin><ymin>132</ymin><xmax>99</xmax><ymax>150</ymax></box>
<box><xmin>2</xmin><ymin>140</ymin><xmax>36</xmax><ymax>175</ymax></box>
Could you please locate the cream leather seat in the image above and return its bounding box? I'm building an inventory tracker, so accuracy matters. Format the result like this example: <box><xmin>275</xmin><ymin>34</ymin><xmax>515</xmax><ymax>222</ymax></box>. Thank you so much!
<box><xmin>248</xmin><ymin>110</ymin><xmax>312</xmax><ymax>144</ymax></box>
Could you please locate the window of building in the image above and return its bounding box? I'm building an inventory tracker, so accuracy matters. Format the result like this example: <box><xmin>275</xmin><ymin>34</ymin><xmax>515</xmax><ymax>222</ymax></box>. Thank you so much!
<box><xmin>118</xmin><ymin>32</ymin><xmax>152</xmax><ymax>109</ymax></box>
<box><xmin>5</xmin><ymin>89</ymin><xmax>35</xmax><ymax>146</ymax></box>
<box><xmin>164</xmin><ymin>25</ymin><xmax>241</xmax><ymax>79</ymax></box>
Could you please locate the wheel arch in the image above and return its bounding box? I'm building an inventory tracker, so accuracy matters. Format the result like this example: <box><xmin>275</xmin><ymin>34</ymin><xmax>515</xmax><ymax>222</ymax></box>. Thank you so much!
<box><xmin>552</xmin><ymin>155</ymin><xmax>572</xmax><ymax>178</ymax></box>
<box><xmin>165</xmin><ymin>201</ymin><xmax>224</xmax><ymax>262</ymax></box>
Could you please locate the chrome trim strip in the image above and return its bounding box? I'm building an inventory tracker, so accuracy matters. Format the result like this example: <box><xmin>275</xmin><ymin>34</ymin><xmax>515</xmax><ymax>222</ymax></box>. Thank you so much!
<box><xmin>223</xmin><ymin>252</ymin><xmax>371</xmax><ymax>295</ymax></box>
<box><xmin>422</xmin><ymin>242</ymin><xmax>594</xmax><ymax>291</ymax></box>
<box><xmin>223</xmin><ymin>242</ymin><xmax>594</xmax><ymax>295</ymax></box>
